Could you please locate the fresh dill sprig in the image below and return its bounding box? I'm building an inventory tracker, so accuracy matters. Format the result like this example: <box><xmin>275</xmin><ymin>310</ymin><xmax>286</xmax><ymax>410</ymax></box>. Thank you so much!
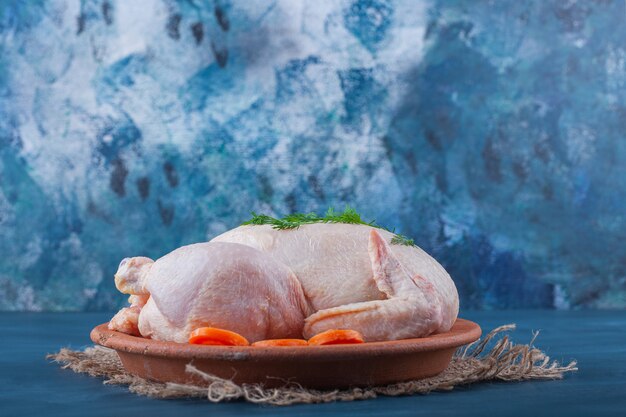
<box><xmin>391</xmin><ymin>234</ymin><xmax>415</xmax><ymax>247</ymax></box>
<box><xmin>242</xmin><ymin>206</ymin><xmax>416</xmax><ymax>247</ymax></box>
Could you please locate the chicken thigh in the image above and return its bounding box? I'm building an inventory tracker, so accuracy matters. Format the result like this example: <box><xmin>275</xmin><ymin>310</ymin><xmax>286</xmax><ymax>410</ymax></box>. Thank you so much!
<box><xmin>109</xmin><ymin>224</ymin><xmax>459</xmax><ymax>343</ymax></box>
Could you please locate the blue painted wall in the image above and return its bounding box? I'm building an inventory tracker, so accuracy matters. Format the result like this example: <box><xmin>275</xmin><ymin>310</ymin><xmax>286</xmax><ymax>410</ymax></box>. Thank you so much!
<box><xmin>0</xmin><ymin>0</ymin><xmax>624</xmax><ymax>311</ymax></box>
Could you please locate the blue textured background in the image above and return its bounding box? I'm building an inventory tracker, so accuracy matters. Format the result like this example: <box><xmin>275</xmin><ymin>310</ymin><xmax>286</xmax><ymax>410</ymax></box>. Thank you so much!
<box><xmin>0</xmin><ymin>0</ymin><xmax>624</xmax><ymax>311</ymax></box>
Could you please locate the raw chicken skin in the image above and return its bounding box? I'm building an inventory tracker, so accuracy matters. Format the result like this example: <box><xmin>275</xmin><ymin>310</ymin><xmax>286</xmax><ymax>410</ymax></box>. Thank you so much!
<box><xmin>109</xmin><ymin>224</ymin><xmax>459</xmax><ymax>343</ymax></box>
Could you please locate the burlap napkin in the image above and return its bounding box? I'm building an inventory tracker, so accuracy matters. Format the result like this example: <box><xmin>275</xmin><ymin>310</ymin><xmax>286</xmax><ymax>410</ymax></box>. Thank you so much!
<box><xmin>48</xmin><ymin>324</ymin><xmax>577</xmax><ymax>406</ymax></box>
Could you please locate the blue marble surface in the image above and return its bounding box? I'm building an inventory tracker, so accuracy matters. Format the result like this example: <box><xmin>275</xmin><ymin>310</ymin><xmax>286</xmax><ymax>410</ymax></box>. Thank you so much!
<box><xmin>0</xmin><ymin>1</ymin><xmax>625</xmax><ymax>311</ymax></box>
<box><xmin>3</xmin><ymin>310</ymin><xmax>625</xmax><ymax>416</ymax></box>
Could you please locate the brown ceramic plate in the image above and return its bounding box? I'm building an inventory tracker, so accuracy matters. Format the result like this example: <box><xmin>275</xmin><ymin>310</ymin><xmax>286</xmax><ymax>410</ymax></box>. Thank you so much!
<box><xmin>91</xmin><ymin>319</ymin><xmax>481</xmax><ymax>389</ymax></box>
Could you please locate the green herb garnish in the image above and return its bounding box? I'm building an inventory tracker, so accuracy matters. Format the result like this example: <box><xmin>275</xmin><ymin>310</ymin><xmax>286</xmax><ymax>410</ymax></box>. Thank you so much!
<box><xmin>242</xmin><ymin>206</ymin><xmax>416</xmax><ymax>247</ymax></box>
<box><xmin>390</xmin><ymin>234</ymin><xmax>415</xmax><ymax>246</ymax></box>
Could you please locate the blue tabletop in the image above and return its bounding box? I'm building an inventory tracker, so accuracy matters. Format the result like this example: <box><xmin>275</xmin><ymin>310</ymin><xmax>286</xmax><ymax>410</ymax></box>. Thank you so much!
<box><xmin>1</xmin><ymin>310</ymin><xmax>624</xmax><ymax>417</ymax></box>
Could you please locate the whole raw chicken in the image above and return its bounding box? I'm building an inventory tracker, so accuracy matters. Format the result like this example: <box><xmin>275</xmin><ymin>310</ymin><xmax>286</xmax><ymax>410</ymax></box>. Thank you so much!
<box><xmin>109</xmin><ymin>224</ymin><xmax>459</xmax><ymax>343</ymax></box>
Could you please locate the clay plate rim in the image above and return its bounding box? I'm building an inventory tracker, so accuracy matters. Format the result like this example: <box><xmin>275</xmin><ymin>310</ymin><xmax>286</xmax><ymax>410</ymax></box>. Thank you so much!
<box><xmin>91</xmin><ymin>318</ymin><xmax>481</xmax><ymax>362</ymax></box>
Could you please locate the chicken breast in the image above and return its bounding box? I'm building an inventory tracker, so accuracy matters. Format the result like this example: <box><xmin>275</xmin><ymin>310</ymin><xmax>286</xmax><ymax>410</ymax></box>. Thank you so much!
<box><xmin>109</xmin><ymin>224</ymin><xmax>459</xmax><ymax>343</ymax></box>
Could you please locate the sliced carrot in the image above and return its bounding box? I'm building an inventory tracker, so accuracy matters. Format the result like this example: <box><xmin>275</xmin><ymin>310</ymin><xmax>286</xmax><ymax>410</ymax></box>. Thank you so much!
<box><xmin>307</xmin><ymin>329</ymin><xmax>365</xmax><ymax>346</ymax></box>
<box><xmin>188</xmin><ymin>327</ymin><xmax>250</xmax><ymax>346</ymax></box>
<box><xmin>252</xmin><ymin>339</ymin><xmax>309</xmax><ymax>347</ymax></box>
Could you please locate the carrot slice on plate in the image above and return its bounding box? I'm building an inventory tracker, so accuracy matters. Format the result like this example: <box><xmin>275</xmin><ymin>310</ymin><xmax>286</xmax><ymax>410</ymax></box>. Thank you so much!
<box><xmin>252</xmin><ymin>339</ymin><xmax>309</xmax><ymax>347</ymax></box>
<box><xmin>188</xmin><ymin>327</ymin><xmax>250</xmax><ymax>346</ymax></box>
<box><xmin>307</xmin><ymin>329</ymin><xmax>365</xmax><ymax>345</ymax></box>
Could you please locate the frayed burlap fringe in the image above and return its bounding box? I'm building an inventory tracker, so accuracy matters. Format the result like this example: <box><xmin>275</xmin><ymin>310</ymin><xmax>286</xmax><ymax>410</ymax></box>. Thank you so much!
<box><xmin>48</xmin><ymin>324</ymin><xmax>577</xmax><ymax>405</ymax></box>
